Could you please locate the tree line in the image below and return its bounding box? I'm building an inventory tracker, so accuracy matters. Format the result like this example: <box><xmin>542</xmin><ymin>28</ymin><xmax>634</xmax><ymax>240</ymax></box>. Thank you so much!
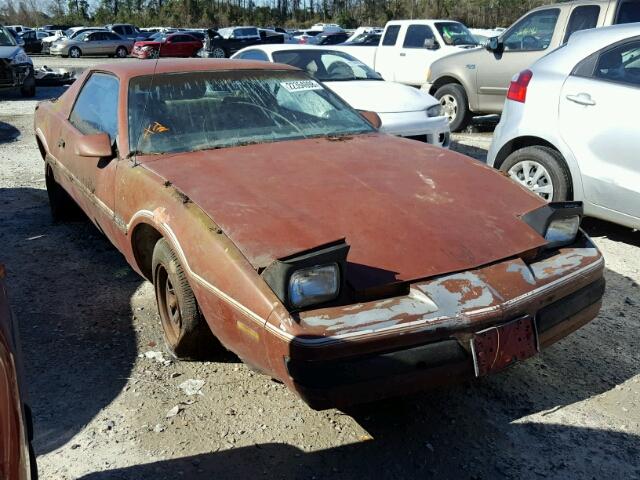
<box><xmin>1</xmin><ymin>0</ymin><xmax>552</xmax><ymax>30</ymax></box>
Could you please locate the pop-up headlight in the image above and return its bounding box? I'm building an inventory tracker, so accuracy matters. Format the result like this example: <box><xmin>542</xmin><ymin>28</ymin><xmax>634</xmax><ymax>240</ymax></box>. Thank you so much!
<box><xmin>522</xmin><ymin>201</ymin><xmax>583</xmax><ymax>249</ymax></box>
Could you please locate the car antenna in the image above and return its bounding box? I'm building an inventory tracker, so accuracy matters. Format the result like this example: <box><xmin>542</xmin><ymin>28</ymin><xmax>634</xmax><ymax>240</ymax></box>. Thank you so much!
<box><xmin>131</xmin><ymin>34</ymin><xmax>163</xmax><ymax>167</ymax></box>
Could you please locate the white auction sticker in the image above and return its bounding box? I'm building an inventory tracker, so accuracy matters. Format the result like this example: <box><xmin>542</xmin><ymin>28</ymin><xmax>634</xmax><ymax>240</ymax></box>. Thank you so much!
<box><xmin>280</xmin><ymin>80</ymin><xmax>323</xmax><ymax>92</ymax></box>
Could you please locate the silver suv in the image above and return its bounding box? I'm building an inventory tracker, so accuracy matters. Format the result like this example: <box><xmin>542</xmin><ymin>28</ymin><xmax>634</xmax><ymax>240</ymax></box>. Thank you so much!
<box><xmin>424</xmin><ymin>0</ymin><xmax>640</xmax><ymax>130</ymax></box>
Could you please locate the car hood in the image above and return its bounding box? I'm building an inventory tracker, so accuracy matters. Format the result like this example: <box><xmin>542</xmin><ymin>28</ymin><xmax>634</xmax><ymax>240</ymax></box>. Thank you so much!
<box><xmin>140</xmin><ymin>134</ymin><xmax>547</xmax><ymax>290</ymax></box>
<box><xmin>325</xmin><ymin>80</ymin><xmax>438</xmax><ymax>113</ymax></box>
<box><xmin>0</xmin><ymin>46</ymin><xmax>21</xmax><ymax>59</ymax></box>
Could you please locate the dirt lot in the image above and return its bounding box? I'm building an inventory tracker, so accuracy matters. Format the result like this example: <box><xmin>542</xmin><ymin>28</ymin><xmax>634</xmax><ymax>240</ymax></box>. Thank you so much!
<box><xmin>1</xmin><ymin>57</ymin><xmax>639</xmax><ymax>480</ymax></box>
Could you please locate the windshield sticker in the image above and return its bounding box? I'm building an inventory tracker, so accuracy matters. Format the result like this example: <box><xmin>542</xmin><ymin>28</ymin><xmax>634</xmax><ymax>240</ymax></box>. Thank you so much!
<box><xmin>143</xmin><ymin>121</ymin><xmax>170</xmax><ymax>139</ymax></box>
<box><xmin>280</xmin><ymin>80</ymin><xmax>323</xmax><ymax>92</ymax></box>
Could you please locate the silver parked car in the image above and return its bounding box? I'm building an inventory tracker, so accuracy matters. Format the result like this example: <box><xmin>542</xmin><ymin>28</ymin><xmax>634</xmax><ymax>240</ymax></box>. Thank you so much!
<box><xmin>50</xmin><ymin>30</ymin><xmax>132</xmax><ymax>58</ymax></box>
<box><xmin>487</xmin><ymin>24</ymin><xmax>640</xmax><ymax>229</ymax></box>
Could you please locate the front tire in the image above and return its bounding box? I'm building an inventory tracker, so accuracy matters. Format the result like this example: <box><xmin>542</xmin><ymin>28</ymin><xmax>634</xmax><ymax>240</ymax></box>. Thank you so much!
<box><xmin>500</xmin><ymin>146</ymin><xmax>571</xmax><ymax>202</ymax></box>
<box><xmin>152</xmin><ymin>238</ymin><xmax>218</xmax><ymax>359</ymax></box>
<box><xmin>435</xmin><ymin>83</ymin><xmax>472</xmax><ymax>132</ymax></box>
<box><xmin>69</xmin><ymin>47</ymin><xmax>81</xmax><ymax>58</ymax></box>
<box><xmin>115</xmin><ymin>46</ymin><xmax>128</xmax><ymax>58</ymax></box>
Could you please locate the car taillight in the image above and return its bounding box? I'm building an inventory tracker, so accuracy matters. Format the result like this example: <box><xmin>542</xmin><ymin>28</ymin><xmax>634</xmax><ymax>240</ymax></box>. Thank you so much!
<box><xmin>507</xmin><ymin>69</ymin><xmax>533</xmax><ymax>103</ymax></box>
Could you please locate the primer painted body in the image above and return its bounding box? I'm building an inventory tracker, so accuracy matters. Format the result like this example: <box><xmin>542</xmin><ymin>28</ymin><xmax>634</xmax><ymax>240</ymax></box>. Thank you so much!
<box><xmin>34</xmin><ymin>59</ymin><xmax>606</xmax><ymax>409</ymax></box>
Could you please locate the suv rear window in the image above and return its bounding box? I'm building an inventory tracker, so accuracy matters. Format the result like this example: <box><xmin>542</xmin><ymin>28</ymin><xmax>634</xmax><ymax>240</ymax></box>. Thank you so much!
<box><xmin>616</xmin><ymin>0</ymin><xmax>640</xmax><ymax>23</ymax></box>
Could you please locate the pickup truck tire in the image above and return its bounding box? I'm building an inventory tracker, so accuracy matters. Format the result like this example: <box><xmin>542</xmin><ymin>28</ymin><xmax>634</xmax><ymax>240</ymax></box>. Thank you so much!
<box><xmin>152</xmin><ymin>238</ymin><xmax>219</xmax><ymax>360</ymax></box>
<box><xmin>435</xmin><ymin>84</ymin><xmax>471</xmax><ymax>132</ymax></box>
<box><xmin>500</xmin><ymin>146</ymin><xmax>570</xmax><ymax>202</ymax></box>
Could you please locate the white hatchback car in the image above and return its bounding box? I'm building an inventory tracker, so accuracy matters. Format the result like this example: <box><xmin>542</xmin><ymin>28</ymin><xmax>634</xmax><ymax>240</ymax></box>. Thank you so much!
<box><xmin>232</xmin><ymin>45</ymin><xmax>451</xmax><ymax>147</ymax></box>
<box><xmin>488</xmin><ymin>24</ymin><xmax>640</xmax><ymax>229</ymax></box>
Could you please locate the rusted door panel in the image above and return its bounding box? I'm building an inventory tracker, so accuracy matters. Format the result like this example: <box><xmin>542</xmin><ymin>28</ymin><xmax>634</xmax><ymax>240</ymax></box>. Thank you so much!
<box><xmin>57</xmin><ymin>120</ymin><xmax>120</xmax><ymax>241</ymax></box>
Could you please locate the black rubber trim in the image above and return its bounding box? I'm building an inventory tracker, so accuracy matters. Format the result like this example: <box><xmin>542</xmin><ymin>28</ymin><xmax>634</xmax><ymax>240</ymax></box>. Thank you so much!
<box><xmin>286</xmin><ymin>339</ymin><xmax>468</xmax><ymax>389</ymax></box>
<box><xmin>536</xmin><ymin>277</ymin><xmax>605</xmax><ymax>333</ymax></box>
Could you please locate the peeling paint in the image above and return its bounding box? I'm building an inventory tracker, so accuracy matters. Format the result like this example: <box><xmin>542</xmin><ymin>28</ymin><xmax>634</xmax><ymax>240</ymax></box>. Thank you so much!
<box><xmin>532</xmin><ymin>248</ymin><xmax>599</xmax><ymax>280</ymax></box>
<box><xmin>303</xmin><ymin>295</ymin><xmax>439</xmax><ymax>332</ymax></box>
<box><xmin>506</xmin><ymin>262</ymin><xmax>536</xmax><ymax>285</ymax></box>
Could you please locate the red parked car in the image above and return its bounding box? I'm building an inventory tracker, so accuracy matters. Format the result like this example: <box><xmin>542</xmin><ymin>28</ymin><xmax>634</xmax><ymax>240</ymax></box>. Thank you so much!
<box><xmin>131</xmin><ymin>32</ymin><xmax>202</xmax><ymax>59</ymax></box>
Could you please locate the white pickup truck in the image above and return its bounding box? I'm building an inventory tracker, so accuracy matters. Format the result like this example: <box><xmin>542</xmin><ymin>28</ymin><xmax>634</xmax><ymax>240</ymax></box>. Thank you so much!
<box><xmin>332</xmin><ymin>19</ymin><xmax>480</xmax><ymax>86</ymax></box>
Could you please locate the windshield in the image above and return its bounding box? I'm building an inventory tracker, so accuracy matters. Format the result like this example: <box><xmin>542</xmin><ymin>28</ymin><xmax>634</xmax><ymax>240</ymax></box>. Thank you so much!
<box><xmin>128</xmin><ymin>70</ymin><xmax>373</xmax><ymax>155</ymax></box>
<box><xmin>434</xmin><ymin>22</ymin><xmax>478</xmax><ymax>46</ymax></box>
<box><xmin>272</xmin><ymin>50</ymin><xmax>382</xmax><ymax>82</ymax></box>
<box><xmin>0</xmin><ymin>26</ymin><xmax>17</xmax><ymax>46</ymax></box>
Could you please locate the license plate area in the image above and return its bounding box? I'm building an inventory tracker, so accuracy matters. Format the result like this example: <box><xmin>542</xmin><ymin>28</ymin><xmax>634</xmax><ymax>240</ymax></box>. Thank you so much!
<box><xmin>470</xmin><ymin>316</ymin><xmax>538</xmax><ymax>377</ymax></box>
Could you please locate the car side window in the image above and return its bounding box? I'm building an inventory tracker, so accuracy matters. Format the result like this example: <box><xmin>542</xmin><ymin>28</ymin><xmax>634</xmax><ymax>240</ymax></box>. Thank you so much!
<box><xmin>503</xmin><ymin>8</ymin><xmax>560</xmax><ymax>51</ymax></box>
<box><xmin>113</xmin><ymin>26</ymin><xmax>124</xmax><ymax>34</ymax></box>
<box><xmin>593</xmin><ymin>41</ymin><xmax>640</xmax><ymax>87</ymax></box>
<box><xmin>106</xmin><ymin>32</ymin><xmax>120</xmax><ymax>40</ymax></box>
<box><xmin>69</xmin><ymin>73</ymin><xmax>120</xmax><ymax>140</ymax></box>
<box><xmin>238</xmin><ymin>50</ymin><xmax>269</xmax><ymax>61</ymax></box>
<box><xmin>382</xmin><ymin>25</ymin><xmax>400</xmax><ymax>46</ymax></box>
<box><xmin>564</xmin><ymin>5</ymin><xmax>600</xmax><ymax>43</ymax></box>
<box><xmin>403</xmin><ymin>24</ymin><xmax>435</xmax><ymax>49</ymax></box>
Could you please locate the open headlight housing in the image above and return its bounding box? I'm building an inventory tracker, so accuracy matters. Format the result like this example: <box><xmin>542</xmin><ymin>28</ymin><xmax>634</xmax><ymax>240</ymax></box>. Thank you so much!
<box><xmin>522</xmin><ymin>201</ymin><xmax>583</xmax><ymax>249</ymax></box>
<box><xmin>427</xmin><ymin>104</ymin><xmax>443</xmax><ymax>117</ymax></box>
<box><xmin>261</xmin><ymin>239</ymin><xmax>349</xmax><ymax>311</ymax></box>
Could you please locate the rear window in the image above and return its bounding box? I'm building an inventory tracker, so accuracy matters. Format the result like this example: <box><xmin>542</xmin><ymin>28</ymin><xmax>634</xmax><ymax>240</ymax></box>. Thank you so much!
<box><xmin>616</xmin><ymin>0</ymin><xmax>640</xmax><ymax>23</ymax></box>
<box><xmin>564</xmin><ymin>5</ymin><xmax>600</xmax><ymax>43</ymax></box>
<box><xmin>403</xmin><ymin>25</ymin><xmax>435</xmax><ymax>48</ymax></box>
<box><xmin>382</xmin><ymin>25</ymin><xmax>400</xmax><ymax>46</ymax></box>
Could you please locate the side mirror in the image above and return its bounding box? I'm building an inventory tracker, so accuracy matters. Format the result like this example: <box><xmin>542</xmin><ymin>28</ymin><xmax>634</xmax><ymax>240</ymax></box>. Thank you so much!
<box><xmin>358</xmin><ymin>110</ymin><xmax>382</xmax><ymax>129</ymax></box>
<box><xmin>486</xmin><ymin>37</ymin><xmax>502</xmax><ymax>52</ymax></box>
<box><xmin>75</xmin><ymin>132</ymin><xmax>114</xmax><ymax>158</ymax></box>
<box><xmin>424</xmin><ymin>37</ymin><xmax>439</xmax><ymax>50</ymax></box>
<box><xmin>84</xmin><ymin>36</ymin><xmax>91</xmax><ymax>41</ymax></box>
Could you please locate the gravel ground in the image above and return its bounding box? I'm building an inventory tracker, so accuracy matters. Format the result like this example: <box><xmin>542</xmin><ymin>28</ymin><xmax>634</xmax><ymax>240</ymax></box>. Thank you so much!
<box><xmin>1</xmin><ymin>57</ymin><xmax>639</xmax><ymax>480</ymax></box>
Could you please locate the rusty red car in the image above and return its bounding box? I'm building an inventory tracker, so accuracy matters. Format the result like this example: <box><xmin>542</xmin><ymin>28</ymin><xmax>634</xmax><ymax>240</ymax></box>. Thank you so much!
<box><xmin>0</xmin><ymin>265</ymin><xmax>37</xmax><ymax>479</ymax></box>
<box><xmin>34</xmin><ymin>59</ymin><xmax>605</xmax><ymax>409</ymax></box>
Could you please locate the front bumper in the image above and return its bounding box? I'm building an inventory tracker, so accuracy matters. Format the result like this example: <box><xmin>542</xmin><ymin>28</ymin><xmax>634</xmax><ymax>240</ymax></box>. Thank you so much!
<box><xmin>379</xmin><ymin>111</ymin><xmax>450</xmax><ymax>148</ymax></box>
<box><xmin>278</xmin><ymin>233</ymin><xmax>605</xmax><ymax>409</ymax></box>
<box><xmin>0</xmin><ymin>60</ymin><xmax>33</xmax><ymax>90</ymax></box>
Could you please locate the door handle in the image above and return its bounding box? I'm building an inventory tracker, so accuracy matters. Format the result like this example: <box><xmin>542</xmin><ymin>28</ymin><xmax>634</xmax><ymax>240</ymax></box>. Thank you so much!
<box><xmin>566</xmin><ymin>93</ymin><xmax>596</xmax><ymax>106</ymax></box>
<box><xmin>399</xmin><ymin>52</ymin><xmax>406</xmax><ymax>56</ymax></box>
<box><xmin>57</xmin><ymin>138</ymin><xmax>65</xmax><ymax>148</ymax></box>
